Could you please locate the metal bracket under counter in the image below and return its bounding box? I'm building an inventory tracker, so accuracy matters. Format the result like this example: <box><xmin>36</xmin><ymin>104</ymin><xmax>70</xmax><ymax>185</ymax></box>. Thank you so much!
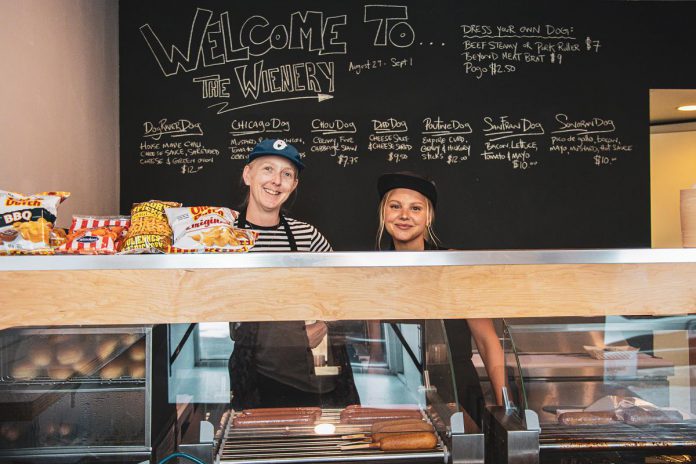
<box><xmin>1</xmin><ymin>250</ymin><xmax>696</xmax><ymax>330</ymax></box>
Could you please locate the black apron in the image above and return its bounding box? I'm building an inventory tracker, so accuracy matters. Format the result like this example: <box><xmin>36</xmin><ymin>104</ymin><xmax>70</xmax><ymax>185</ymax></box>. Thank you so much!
<box><xmin>229</xmin><ymin>211</ymin><xmax>359</xmax><ymax>409</ymax></box>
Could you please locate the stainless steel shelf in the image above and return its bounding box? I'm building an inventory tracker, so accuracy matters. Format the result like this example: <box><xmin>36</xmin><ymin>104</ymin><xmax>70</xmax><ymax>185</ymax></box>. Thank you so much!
<box><xmin>1</xmin><ymin>249</ymin><xmax>696</xmax><ymax>271</ymax></box>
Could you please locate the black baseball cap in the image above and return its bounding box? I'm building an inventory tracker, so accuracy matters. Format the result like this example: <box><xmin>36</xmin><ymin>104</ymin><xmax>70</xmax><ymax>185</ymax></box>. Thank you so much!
<box><xmin>377</xmin><ymin>172</ymin><xmax>437</xmax><ymax>207</ymax></box>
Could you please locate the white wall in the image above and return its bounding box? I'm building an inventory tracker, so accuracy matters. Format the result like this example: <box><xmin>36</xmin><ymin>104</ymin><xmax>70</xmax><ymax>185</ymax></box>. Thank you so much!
<box><xmin>650</xmin><ymin>128</ymin><xmax>696</xmax><ymax>248</ymax></box>
<box><xmin>0</xmin><ymin>0</ymin><xmax>119</xmax><ymax>227</ymax></box>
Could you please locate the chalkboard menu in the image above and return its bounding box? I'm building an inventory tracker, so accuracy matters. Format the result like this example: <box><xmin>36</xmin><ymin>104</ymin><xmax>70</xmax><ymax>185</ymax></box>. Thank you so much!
<box><xmin>120</xmin><ymin>0</ymin><xmax>696</xmax><ymax>250</ymax></box>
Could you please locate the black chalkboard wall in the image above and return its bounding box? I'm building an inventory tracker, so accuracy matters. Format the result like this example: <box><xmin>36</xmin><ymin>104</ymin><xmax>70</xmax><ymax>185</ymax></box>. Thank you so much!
<box><xmin>119</xmin><ymin>1</ymin><xmax>696</xmax><ymax>251</ymax></box>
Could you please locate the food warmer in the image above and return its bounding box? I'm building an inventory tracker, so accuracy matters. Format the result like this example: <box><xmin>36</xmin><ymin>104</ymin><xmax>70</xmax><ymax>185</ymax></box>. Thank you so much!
<box><xmin>177</xmin><ymin>320</ymin><xmax>484</xmax><ymax>464</ymax></box>
<box><xmin>0</xmin><ymin>325</ymin><xmax>176</xmax><ymax>463</ymax></box>
<box><xmin>484</xmin><ymin>317</ymin><xmax>696</xmax><ymax>463</ymax></box>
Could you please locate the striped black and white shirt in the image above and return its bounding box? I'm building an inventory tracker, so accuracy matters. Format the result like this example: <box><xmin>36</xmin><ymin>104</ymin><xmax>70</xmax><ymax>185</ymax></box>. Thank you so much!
<box><xmin>235</xmin><ymin>216</ymin><xmax>333</xmax><ymax>252</ymax></box>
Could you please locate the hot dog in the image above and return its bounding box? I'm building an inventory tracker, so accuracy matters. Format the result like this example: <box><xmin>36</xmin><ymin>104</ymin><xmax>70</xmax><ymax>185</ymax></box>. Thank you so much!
<box><xmin>621</xmin><ymin>407</ymin><xmax>683</xmax><ymax>425</ymax></box>
<box><xmin>242</xmin><ymin>407</ymin><xmax>322</xmax><ymax>417</ymax></box>
<box><xmin>345</xmin><ymin>404</ymin><xmax>419</xmax><ymax>411</ymax></box>
<box><xmin>557</xmin><ymin>411</ymin><xmax>617</xmax><ymax>426</ymax></box>
<box><xmin>340</xmin><ymin>408</ymin><xmax>422</xmax><ymax>424</ymax></box>
<box><xmin>232</xmin><ymin>414</ymin><xmax>316</xmax><ymax>428</ymax></box>
<box><xmin>371</xmin><ymin>419</ymin><xmax>432</xmax><ymax>434</ymax></box>
<box><xmin>378</xmin><ymin>431</ymin><xmax>438</xmax><ymax>451</ymax></box>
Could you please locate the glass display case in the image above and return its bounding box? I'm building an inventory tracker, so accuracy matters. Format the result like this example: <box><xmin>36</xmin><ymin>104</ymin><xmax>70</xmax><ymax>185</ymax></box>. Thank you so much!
<box><xmin>0</xmin><ymin>325</ymin><xmax>175</xmax><ymax>463</ymax></box>
<box><xmin>176</xmin><ymin>320</ymin><xmax>483</xmax><ymax>464</ymax></box>
<box><xmin>485</xmin><ymin>316</ymin><xmax>696</xmax><ymax>464</ymax></box>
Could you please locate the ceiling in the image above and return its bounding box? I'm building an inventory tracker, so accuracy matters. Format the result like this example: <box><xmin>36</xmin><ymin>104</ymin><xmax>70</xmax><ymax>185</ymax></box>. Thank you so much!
<box><xmin>650</xmin><ymin>89</ymin><xmax>696</xmax><ymax>125</ymax></box>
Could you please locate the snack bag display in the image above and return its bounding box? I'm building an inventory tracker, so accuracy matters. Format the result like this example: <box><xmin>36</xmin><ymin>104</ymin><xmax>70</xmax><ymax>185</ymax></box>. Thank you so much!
<box><xmin>58</xmin><ymin>216</ymin><xmax>131</xmax><ymax>255</ymax></box>
<box><xmin>165</xmin><ymin>206</ymin><xmax>257</xmax><ymax>253</ymax></box>
<box><xmin>0</xmin><ymin>190</ymin><xmax>70</xmax><ymax>255</ymax></box>
<box><xmin>120</xmin><ymin>200</ymin><xmax>181</xmax><ymax>254</ymax></box>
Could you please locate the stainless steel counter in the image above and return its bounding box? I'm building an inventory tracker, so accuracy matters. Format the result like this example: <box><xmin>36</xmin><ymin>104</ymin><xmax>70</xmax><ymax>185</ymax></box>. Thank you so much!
<box><xmin>1</xmin><ymin>248</ymin><xmax>696</xmax><ymax>271</ymax></box>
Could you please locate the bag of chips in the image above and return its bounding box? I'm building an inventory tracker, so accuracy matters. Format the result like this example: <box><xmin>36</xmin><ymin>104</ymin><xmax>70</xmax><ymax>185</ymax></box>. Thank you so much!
<box><xmin>0</xmin><ymin>190</ymin><xmax>70</xmax><ymax>255</ymax></box>
<box><xmin>58</xmin><ymin>215</ymin><xmax>131</xmax><ymax>255</ymax></box>
<box><xmin>120</xmin><ymin>200</ymin><xmax>181</xmax><ymax>254</ymax></box>
<box><xmin>165</xmin><ymin>206</ymin><xmax>257</xmax><ymax>253</ymax></box>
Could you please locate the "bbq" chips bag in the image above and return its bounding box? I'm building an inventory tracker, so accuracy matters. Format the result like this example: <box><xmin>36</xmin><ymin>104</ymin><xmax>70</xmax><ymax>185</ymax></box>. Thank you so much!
<box><xmin>0</xmin><ymin>190</ymin><xmax>70</xmax><ymax>255</ymax></box>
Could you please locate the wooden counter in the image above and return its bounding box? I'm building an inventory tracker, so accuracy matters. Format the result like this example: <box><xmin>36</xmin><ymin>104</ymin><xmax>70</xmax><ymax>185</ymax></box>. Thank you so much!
<box><xmin>1</xmin><ymin>250</ymin><xmax>695</xmax><ymax>330</ymax></box>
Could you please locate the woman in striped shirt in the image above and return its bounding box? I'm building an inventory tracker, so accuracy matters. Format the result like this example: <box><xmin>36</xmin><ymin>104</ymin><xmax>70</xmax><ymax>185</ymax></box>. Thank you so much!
<box><xmin>229</xmin><ymin>139</ymin><xmax>358</xmax><ymax>409</ymax></box>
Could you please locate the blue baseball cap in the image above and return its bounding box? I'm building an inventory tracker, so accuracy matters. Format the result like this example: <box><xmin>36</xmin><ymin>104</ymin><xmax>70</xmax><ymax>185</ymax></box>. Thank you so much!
<box><xmin>248</xmin><ymin>138</ymin><xmax>304</xmax><ymax>171</ymax></box>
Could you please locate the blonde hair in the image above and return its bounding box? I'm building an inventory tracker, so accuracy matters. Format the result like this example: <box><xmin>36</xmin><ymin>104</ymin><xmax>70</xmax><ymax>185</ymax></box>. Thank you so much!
<box><xmin>375</xmin><ymin>190</ymin><xmax>439</xmax><ymax>250</ymax></box>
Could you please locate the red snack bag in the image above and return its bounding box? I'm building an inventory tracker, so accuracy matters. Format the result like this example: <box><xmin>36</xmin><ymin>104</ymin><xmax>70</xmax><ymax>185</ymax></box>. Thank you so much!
<box><xmin>59</xmin><ymin>216</ymin><xmax>130</xmax><ymax>255</ymax></box>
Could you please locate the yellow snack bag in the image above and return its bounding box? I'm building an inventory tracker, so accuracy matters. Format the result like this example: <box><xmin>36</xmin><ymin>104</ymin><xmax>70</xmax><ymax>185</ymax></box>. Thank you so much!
<box><xmin>120</xmin><ymin>200</ymin><xmax>181</xmax><ymax>254</ymax></box>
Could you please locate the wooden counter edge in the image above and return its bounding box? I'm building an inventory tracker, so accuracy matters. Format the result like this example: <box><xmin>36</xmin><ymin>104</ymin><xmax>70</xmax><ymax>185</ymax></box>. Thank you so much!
<box><xmin>0</xmin><ymin>262</ymin><xmax>694</xmax><ymax>329</ymax></box>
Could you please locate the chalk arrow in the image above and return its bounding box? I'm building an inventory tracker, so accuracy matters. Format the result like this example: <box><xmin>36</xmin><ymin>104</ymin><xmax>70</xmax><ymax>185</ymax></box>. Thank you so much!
<box><xmin>209</xmin><ymin>94</ymin><xmax>334</xmax><ymax>114</ymax></box>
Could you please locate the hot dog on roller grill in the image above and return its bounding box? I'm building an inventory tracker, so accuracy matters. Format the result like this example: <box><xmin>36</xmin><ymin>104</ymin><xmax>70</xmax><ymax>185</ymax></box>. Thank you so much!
<box><xmin>344</xmin><ymin>404</ymin><xmax>419</xmax><ymax>411</ymax></box>
<box><xmin>371</xmin><ymin>419</ymin><xmax>433</xmax><ymax>434</ymax></box>
<box><xmin>620</xmin><ymin>406</ymin><xmax>683</xmax><ymax>425</ymax></box>
<box><xmin>241</xmin><ymin>407</ymin><xmax>322</xmax><ymax>417</ymax></box>
<box><xmin>557</xmin><ymin>411</ymin><xmax>617</xmax><ymax>426</ymax></box>
<box><xmin>232</xmin><ymin>414</ymin><xmax>316</xmax><ymax>428</ymax></box>
<box><xmin>340</xmin><ymin>408</ymin><xmax>423</xmax><ymax>424</ymax></box>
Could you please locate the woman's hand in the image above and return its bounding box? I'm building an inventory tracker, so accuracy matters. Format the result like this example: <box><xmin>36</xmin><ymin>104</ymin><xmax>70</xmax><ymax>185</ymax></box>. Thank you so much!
<box><xmin>305</xmin><ymin>321</ymin><xmax>328</xmax><ymax>348</ymax></box>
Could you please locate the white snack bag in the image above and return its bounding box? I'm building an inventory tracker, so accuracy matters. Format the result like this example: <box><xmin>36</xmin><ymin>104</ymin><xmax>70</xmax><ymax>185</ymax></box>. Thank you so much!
<box><xmin>165</xmin><ymin>206</ymin><xmax>256</xmax><ymax>253</ymax></box>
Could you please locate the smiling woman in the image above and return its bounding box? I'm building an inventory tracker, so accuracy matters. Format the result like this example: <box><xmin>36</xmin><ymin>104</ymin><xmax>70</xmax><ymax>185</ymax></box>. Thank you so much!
<box><xmin>229</xmin><ymin>139</ymin><xmax>359</xmax><ymax>410</ymax></box>
<box><xmin>374</xmin><ymin>171</ymin><xmax>505</xmax><ymax>426</ymax></box>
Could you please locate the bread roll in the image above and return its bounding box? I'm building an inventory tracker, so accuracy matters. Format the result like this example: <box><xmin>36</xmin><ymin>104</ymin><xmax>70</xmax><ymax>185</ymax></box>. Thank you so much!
<box><xmin>29</xmin><ymin>345</ymin><xmax>53</xmax><ymax>367</ymax></box>
<box><xmin>73</xmin><ymin>360</ymin><xmax>93</xmax><ymax>376</ymax></box>
<box><xmin>100</xmin><ymin>360</ymin><xmax>124</xmax><ymax>379</ymax></box>
<box><xmin>0</xmin><ymin>424</ymin><xmax>20</xmax><ymax>442</ymax></box>
<box><xmin>128</xmin><ymin>342</ymin><xmax>146</xmax><ymax>361</ymax></box>
<box><xmin>50</xmin><ymin>334</ymin><xmax>73</xmax><ymax>344</ymax></box>
<box><xmin>129</xmin><ymin>363</ymin><xmax>146</xmax><ymax>378</ymax></box>
<box><xmin>47</xmin><ymin>366</ymin><xmax>74</xmax><ymax>380</ymax></box>
<box><xmin>58</xmin><ymin>423</ymin><xmax>75</xmax><ymax>439</ymax></box>
<box><xmin>96</xmin><ymin>337</ymin><xmax>119</xmax><ymax>361</ymax></box>
<box><xmin>121</xmin><ymin>333</ymin><xmax>140</xmax><ymax>346</ymax></box>
<box><xmin>44</xmin><ymin>422</ymin><xmax>58</xmax><ymax>438</ymax></box>
<box><xmin>56</xmin><ymin>344</ymin><xmax>83</xmax><ymax>365</ymax></box>
<box><xmin>11</xmin><ymin>361</ymin><xmax>38</xmax><ymax>379</ymax></box>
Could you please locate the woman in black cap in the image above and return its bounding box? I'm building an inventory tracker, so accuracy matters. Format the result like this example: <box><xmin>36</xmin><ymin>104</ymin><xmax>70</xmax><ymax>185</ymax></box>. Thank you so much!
<box><xmin>375</xmin><ymin>171</ymin><xmax>504</xmax><ymax>426</ymax></box>
<box><xmin>229</xmin><ymin>138</ymin><xmax>359</xmax><ymax>410</ymax></box>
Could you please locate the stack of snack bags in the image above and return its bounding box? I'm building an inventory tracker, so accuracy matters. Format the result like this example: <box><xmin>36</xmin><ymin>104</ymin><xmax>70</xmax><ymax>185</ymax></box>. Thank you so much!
<box><xmin>1</xmin><ymin>194</ymin><xmax>257</xmax><ymax>255</ymax></box>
